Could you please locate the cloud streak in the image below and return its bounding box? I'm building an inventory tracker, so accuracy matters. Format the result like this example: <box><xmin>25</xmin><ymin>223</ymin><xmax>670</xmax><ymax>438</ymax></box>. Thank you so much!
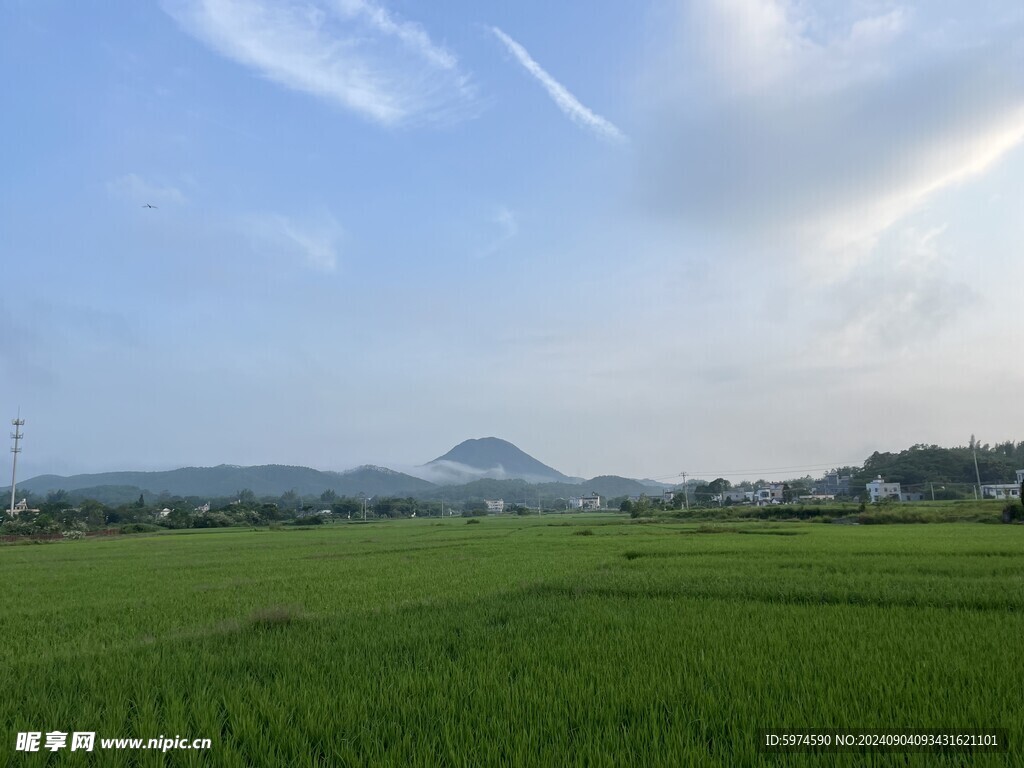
<box><xmin>491</xmin><ymin>26</ymin><xmax>626</xmax><ymax>143</ymax></box>
<box><xmin>165</xmin><ymin>0</ymin><xmax>474</xmax><ymax>125</ymax></box>
<box><xmin>107</xmin><ymin>173</ymin><xmax>187</xmax><ymax>206</ymax></box>
<box><xmin>245</xmin><ymin>212</ymin><xmax>344</xmax><ymax>273</ymax></box>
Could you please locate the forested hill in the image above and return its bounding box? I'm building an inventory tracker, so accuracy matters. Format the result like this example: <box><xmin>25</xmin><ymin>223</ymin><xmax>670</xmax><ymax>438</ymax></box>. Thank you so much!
<box><xmin>856</xmin><ymin>441</ymin><xmax>1024</xmax><ymax>485</ymax></box>
<box><xmin>12</xmin><ymin>464</ymin><xmax>436</xmax><ymax>499</ymax></box>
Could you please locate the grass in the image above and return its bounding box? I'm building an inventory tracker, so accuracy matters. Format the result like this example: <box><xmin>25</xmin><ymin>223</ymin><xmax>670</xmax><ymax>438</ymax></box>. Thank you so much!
<box><xmin>1</xmin><ymin>515</ymin><xmax>1022</xmax><ymax>766</ymax></box>
<box><xmin>671</xmin><ymin>499</ymin><xmax>1012</xmax><ymax>524</ymax></box>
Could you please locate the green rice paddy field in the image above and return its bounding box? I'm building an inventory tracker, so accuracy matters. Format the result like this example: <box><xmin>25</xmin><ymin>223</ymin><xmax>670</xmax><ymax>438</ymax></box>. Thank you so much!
<box><xmin>2</xmin><ymin>516</ymin><xmax>1022</xmax><ymax>766</ymax></box>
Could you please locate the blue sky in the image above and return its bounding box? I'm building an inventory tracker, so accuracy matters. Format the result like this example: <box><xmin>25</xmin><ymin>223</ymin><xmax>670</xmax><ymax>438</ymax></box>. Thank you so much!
<box><xmin>2</xmin><ymin>0</ymin><xmax>1023</xmax><ymax>482</ymax></box>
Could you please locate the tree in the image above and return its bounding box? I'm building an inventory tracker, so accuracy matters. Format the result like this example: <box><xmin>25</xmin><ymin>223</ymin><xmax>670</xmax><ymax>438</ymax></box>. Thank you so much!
<box><xmin>80</xmin><ymin>499</ymin><xmax>107</xmax><ymax>528</ymax></box>
<box><xmin>41</xmin><ymin>489</ymin><xmax>73</xmax><ymax>517</ymax></box>
<box><xmin>707</xmin><ymin>478</ymin><xmax>731</xmax><ymax>494</ymax></box>
<box><xmin>692</xmin><ymin>484</ymin><xmax>715</xmax><ymax>506</ymax></box>
<box><xmin>629</xmin><ymin>497</ymin><xmax>653</xmax><ymax>518</ymax></box>
<box><xmin>238</xmin><ymin>488</ymin><xmax>256</xmax><ymax>504</ymax></box>
<box><xmin>331</xmin><ymin>498</ymin><xmax>360</xmax><ymax>517</ymax></box>
<box><xmin>280</xmin><ymin>490</ymin><xmax>300</xmax><ymax>513</ymax></box>
<box><xmin>163</xmin><ymin>508</ymin><xmax>193</xmax><ymax>529</ymax></box>
<box><xmin>135</xmin><ymin>493</ymin><xmax>146</xmax><ymax>508</ymax></box>
<box><xmin>259</xmin><ymin>502</ymin><xmax>284</xmax><ymax>521</ymax></box>
<box><xmin>320</xmin><ymin>489</ymin><xmax>337</xmax><ymax>503</ymax></box>
<box><xmin>464</xmin><ymin>501</ymin><xmax>488</xmax><ymax>517</ymax></box>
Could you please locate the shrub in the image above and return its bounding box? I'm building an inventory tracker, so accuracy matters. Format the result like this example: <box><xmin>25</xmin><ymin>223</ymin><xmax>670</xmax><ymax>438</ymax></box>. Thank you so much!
<box><xmin>120</xmin><ymin>523</ymin><xmax>160</xmax><ymax>534</ymax></box>
<box><xmin>1</xmin><ymin>521</ymin><xmax>34</xmax><ymax>536</ymax></box>
<box><xmin>193</xmin><ymin>512</ymin><xmax>233</xmax><ymax>528</ymax></box>
<box><xmin>573</xmin><ymin>528</ymin><xmax>594</xmax><ymax>536</ymax></box>
<box><xmin>1002</xmin><ymin>504</ymin><xmax>1019</xmax><ymax>524</ymax></box>
<box><xmin>290</xmin><ymin>515</ymin><xmax>325</xmax><ymax>526</ymax></box>
<box><xmin>465</xmin><ymin>518</ymin><xmax>480</xmax><ymax>525</ymax></box>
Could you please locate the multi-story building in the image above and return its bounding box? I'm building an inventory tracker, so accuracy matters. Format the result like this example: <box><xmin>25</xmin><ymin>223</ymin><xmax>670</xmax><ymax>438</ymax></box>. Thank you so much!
<box><xmin>816</xmin><ymin>470</ymin><xmax>852</xmax><ymax>496</ymax></box>
<box><xmin>484</xmin><ymin>499</ymin><xmax>505</xmax><ymax>514</ymax></box>
<box><xmin>754</xmin><ymin>484</ymin><xmax>785</xmax><ymax>505</ymax></box>
<box><xmin>866</xmin><ymin>476</ymin><xmax>901</xmax><ymax>502</ymax></box>
<box><xmin>568</xmin><ymin>493</ymin><xmax>601</xmax><ymax>510</ymax></box>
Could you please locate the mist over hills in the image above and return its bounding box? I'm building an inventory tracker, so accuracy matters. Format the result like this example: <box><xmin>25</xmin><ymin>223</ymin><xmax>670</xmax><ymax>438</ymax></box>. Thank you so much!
<box><xmin>419</xmin><ymin>437</ymin><xmax>573</xmax><ymax>484</ymax></box>
<box><xmin>9</xmin><ymin>438</ymin><xmax>674</xmax><ymax>504</ymax></box>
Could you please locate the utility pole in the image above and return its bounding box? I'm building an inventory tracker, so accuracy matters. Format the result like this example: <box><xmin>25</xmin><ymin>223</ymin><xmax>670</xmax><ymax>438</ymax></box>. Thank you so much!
<box><xmin>930</xmin><ymin>482</ymin><xmax>935</xmax><ymax>502</ymax></box>
<box><xmin>680</xmin><ymin>471</ymin><xmax>688</xmax><ymax>511</ymax></box>
<box><xmin>9</xmin><ymin>412</ymin><xmax>24</xmax><ymax>518</ymax></box>
<box><xmin>972</xmin><ymin>444</ymin><xmax>983</xmax><ymax>500</ymax></box>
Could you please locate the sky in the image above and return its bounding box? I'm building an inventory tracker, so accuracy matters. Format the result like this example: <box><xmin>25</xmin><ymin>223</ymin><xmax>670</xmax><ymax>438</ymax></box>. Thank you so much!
<box><xmin>2</xmin><ymin>0</ymin><xmax>1023</xmax><ymax>483</ymax></box>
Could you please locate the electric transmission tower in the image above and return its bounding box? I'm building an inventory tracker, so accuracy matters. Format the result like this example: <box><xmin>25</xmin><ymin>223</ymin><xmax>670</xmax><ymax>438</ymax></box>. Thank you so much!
<box><xmin>9</xmin><ymin>412</ymin><xmax>24</xmax><ymax>517</ymax></box>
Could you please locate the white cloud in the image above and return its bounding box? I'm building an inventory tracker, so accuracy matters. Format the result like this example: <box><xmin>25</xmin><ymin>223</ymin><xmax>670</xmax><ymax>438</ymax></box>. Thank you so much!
<box><xmin>247</xmin><ymin>213</ymin><xmax>344</xmax><ymax>273</ymax></box>
<box><xmin>491</xmin><ymin>26</ymin><xmax>627</xmax><ymax>143</ymax></box>
<box><xmin>846</xmin><ymin>9</ymin><xmax>908</xmax><ymax>50</ymax></box>
<box><xmin>164</xmin><ymin>0</ymin><xmax>474</xmax><ymax>125</ymax></box>
<box><xmin>475</xmin><ymin>205</ymin><xmax>519</xmax><ymax>258</ymax></box>
<box><xmin>818</xmin><ymin>224</ymin><xmax>978</xmax><ymax>360</ymax></box>
<box><xmin>687</xmin><ymin>0</ymin><xmax>810</xmax><ymax>93</ymax></box>
<box><xmin>639</xmin><ymin>0</ymin><xmax>1024</xmax><ymax>272</ymax></box>
<box><xmin>493</xmin><ymin>206</ymin><xmax>518</xmax><ymax>240</ymax></box>
<box><xmin>106</xmin><ymin>173</ymin><xmax>186</xmax><ymax>206</ymax></box>
<box><xmin>333</xmin><ymin>0</ymin><xmax>457</xmax><ymax>71</ymax></box>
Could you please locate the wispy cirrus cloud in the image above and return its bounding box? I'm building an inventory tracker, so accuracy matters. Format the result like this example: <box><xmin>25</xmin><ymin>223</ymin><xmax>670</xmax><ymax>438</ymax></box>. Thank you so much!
<box><xmin>245</xmin><ymin>212</ymin><xmax>344</xmax><ymax>273</ymax></box>
<box><xmin>164</xmin><ymin>0</ymin><xmax>474</xmax><ymax>125</ymax></box>
<box><xmin>491</xmin><ymin>26</ymin><xmax>626</xmax><ymax>143</ymax></box>
<box><xmin>106</xmin><ymin>173</ymin><xmax>187</xmax><ymax>206</ymax></box>
<box><xmin>477</xmin><ymin>205</ymin><xmax>519</xmax><ymax>258</ymax></box>
<box><xmin>335</xmin><ymin>0</ymin><xmax>456</xmax><ymax>71</ymax></box>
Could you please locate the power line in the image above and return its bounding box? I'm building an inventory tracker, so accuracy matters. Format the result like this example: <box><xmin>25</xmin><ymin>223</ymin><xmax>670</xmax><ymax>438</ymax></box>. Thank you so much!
<box><xmin>650</xmin><ymin>461</ymin><xmax>862</xmax><ymax>482</ymax></box>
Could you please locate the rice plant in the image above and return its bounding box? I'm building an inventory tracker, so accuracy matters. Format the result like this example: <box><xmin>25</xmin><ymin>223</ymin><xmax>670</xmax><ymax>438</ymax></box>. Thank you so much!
<box><xmin>1</xmin><ymin>517</ymin><xmax>1020</xmax><ymax>765</ymax></box>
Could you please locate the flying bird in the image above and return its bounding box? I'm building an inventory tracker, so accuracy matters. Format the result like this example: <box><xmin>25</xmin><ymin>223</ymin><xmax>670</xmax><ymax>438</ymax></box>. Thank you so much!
<box><xmin>142</xmin><ymin>203</ymin><xmax>158</xmax><ymax>209</ymax></box>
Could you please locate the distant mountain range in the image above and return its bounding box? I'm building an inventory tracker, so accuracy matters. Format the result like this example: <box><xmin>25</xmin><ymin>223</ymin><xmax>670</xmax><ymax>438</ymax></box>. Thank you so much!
<box><xmin>9</xmin><ymin>437</ymin><xmax>671</xmax><ymax>504</ymax></box>
<box><xmin>15</xmin><ymin>464</ymin><xmax>433</xmax><ymax>500</ymax></box>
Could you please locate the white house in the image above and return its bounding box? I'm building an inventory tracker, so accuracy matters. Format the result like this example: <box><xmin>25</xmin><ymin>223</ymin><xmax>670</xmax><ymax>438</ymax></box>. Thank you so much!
<box><xmin>754</xmin><ymin>484</ymin><xmax>785</xmax><ymax>505</ymax></box>
<box><xmin>484</xmin><ymin>499</ymin><xmax>505</xmax><ymax>514</ymax></box>
<box><xmin>568</xmin><ymin>493</ymin><xmax>601</xmax><ymax>510</ymax></box>
<box><xmin>981</xmin><ymin>484</ymin><xmax>1021</xmax><ymax>500</ymax></box>
<box><xmin>866</xmin><ymin>476</ymin><xmax>901</xmax><ymax>502</ymax></box>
